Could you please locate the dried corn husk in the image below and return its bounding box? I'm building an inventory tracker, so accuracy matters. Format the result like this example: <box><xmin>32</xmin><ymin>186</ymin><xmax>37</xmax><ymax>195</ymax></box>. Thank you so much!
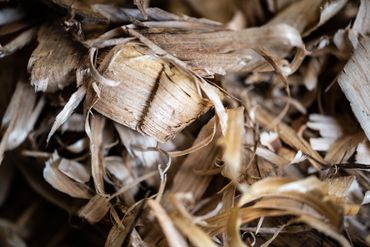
<box><xmin>170</xmin><ymin>118</ymin><xmax>221</xmax><ymax>201</ymax></box>
<box><xmin>43</xmin><ymin>154</ymin><xmax>92</xmax><ymax>199</ymax></box>
<box><xmin>0</xmin><ymin>82</ymin><xmax>44</xmax><ymax>165</ymax></box>
<box><xmin>88</xmin><ymin>43</ymin><xmax>211</xmax><ymax>142</ymax></box>
<box><xmin>78</xmin><ymin>194</ymin><xmax>111</xmax><ymax>224</ymax></box>
<box><xmin>219</xmin><ymin>107</ymin><xmax>244</xmax><ymax>182</ymax></box>
<box><xmin>338</xmin><ymin>37</ymin><xmax>370</xmax><ymax>141</ymax></box>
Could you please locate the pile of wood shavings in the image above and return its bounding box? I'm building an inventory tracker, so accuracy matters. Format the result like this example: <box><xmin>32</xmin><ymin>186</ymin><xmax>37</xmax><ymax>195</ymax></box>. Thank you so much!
<box><xmin>0</xmin><ymin>0</ymin><xmax>369</xmax><ymax>246</ymax></box>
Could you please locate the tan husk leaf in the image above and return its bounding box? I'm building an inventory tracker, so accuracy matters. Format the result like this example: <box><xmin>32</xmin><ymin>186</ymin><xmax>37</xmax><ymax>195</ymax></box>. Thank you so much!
<box><xmin>89</xmin><ymin>113</ymin><xmax>106</xmax><ymax>195</ymax></box>
<box><xmin>145</xmin><ymin>23</ymin><xmax>304</xmax><ymax>76</ymax></box>
<box><xmin>268</xmin><ymin>0</ymin><xmax>347</xmax><ymax>36</ymax></box>
<box><xmin>88</xmin><ymin>43</ymin><xmax>211</xmax><ymax>142</ymax></box>
<box><xmin>43</xmin><ymin>154</ymin><xmax>92</xmax><ymax>199</ymax></box>
<box><xmin>147</xmin><ymin>199</ymin><xmax>188</xmax><ymax>247</ymax></box>
<box><xmin>254</xmin><ymin>106</ymin><xmax>326</xmax><ymax>169</ymax></box>
<box><xmin>219</xmin><ymin>107</ymin><xmax>244</xmax><ymax>182</ymax></box>
<box><xmin>0</xmin><ymin>82</ymin><xmax>44</xmax><ymax>165</ymax></box>
<box><xmin>78</xmin><ymin>194</ymin><xmax>111</xmax><ymax>224</ymax></box>
<box><xmin>170</xmin><ymin>117</ymin><xmax>221</xmax><ymax>201</ymax></box>
<box><xmin>337</xmin><ymin>37</ymin><xmax>370</xmax><ymax>141</ymax></box>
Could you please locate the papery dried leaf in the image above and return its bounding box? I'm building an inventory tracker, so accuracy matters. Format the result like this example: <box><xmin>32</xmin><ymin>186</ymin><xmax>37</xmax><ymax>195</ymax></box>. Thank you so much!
<box><xmin>255</xmin><ymin>147</ymin><xmax>290</xmax><ymax>166</ymax></box>
<box><xmin>0</xmin><ymin>218</ymin><xmax>26</xmax><ymax>247</ymax></box>
<box><xmin>61</xmin><ymin>113</ymin><xmax>85</xmax><ymax>133</ymax></box>
<box><xmin>168</xmin><ymin>194</ymin><xmax>217</xmax><ymax>247</ymax></box>
<box><xmin>58</xmin><ymin>158</ymin><xmax>90</xmax><ymax>184</ymax></box>
<box><xmin>104</xmin><ymin>156</ymin><xmax>137</xmax><ymax>204</ymax></box>
<box><xmin>268</xmin><ymin>0</ymin><xmax>347</xmax><ymax>36</ymax></box>
<box><xmin>353</xmin><ymin>0</ymin><xmax>370</xmax><ymax>36</ymax></box>
<box><xmin>0</xmin><ymin>27</ymin><xmax>37</xmax><ymax>58</ymax></box>
<box><xmin>171</xmin><ymin>212</ymin><xmax>216</xmax><ymax>247</ymax></box>
<box><xmin>219</xmin><ymin>107</ymin><xmax>244</xmax><ymax>182</ymax></box>
<box><xmin>254</xmin><ymin>107</ymin><xmax>326</xmax><ymax>169</ymax></box>
<box><xmin>89</xmin><ymin>114</ymin><xmax>106</xmax><ymax>195</ymax></box>
<box><xmin>0</xmin><ymin>82</ymin><xmax>44</xmax><ymax>165</ymax></box>
<box><xmin>338</xmin><ymin>37</ymin><xmax>370</xmax><ymax>141</ymax></box>
<box><xmin>206</xmin><ymin>176</ymin><xmax>348</xmax><ymax>241</ymax></box>
<box><xmin>146</xmin><ymin>24</ymin><xmax>304</xmax><ymax>75</ymax></box>
<box><xmin>104</xmin><ymin>224</ymin><xmax>125</xmax><ymax>247</ymax></box>
<box><xmin>94</xmin><ymin>5</ymin><xmax>179</xmax><ymax>23</ymax></box>
<box><xmin>355</xmin><ymin>141</ymin><xmax>370</xmax><ymax>165</ymax></box>
<box><xmin>47</xmin><ymin>86</ymin><xmax>86</xmax><ymax>142</ymax></box>
<box><xmin>147</xmin><ymin>199</ymin><xmax>188</xmax><ymax>247</ymax></box>
<box><xmin>226</xmin><ymin>208</ymin><xmax>246</xmax><ymax>247</ymax></box>
<box><xmin>325</xmin><ymin>176</ymin><xmax>362</xmax><ymax>215</ymax></box>
<box><xmin>296</xmin><ymin>216</ymin><xmax>351</xmax><ymax>247</ymax></box>
<box><xmin>260</xmin><ymin>131</ymin><xmax>282</xmax><ymax>152</ymax></box>
<box><xmin>307</xmin><ymin>114</ymin><xmax>344</xmax><ymax>139</ymax></box>
<box><xmin>78</xmin><ymin>194</ymin><xmax>110</xmax><ymax>224</ymax></box>
<box><xmin>93</xmin><ymin>4</ymin><xmax>221</xmax><ymax>28</ymax></box>
<box><xmin>133</xmin><ymin>0</ymin><xmax>148</xmax><ymax>19</ymax></box>
<box><xmin>43</xmin><ymin>155</ymin><xmax>92</xmax><ymax>199</ymax></box>
<box><xmin>325</xmin><ymin>132</ymin><xmax>365</xmax><ymax>164</ymax></box>
<box><xmin>88</xmin><ymin>43</ymin><xmax>210</xmax><ymax>142</ymax></box>
<box><xmin>171</xmin><ymin>118</ymin><xmax>221</xmax><ymax>201</ymax></box>
<box><xmin>115</xmin><ymin>124</ymin><xmax>161</xmax><ymax>167</ymax></box>
<box><xmin>28</xmin><ymin>23</ymin><xmax>84</xmax><ymax>92</ymax></box>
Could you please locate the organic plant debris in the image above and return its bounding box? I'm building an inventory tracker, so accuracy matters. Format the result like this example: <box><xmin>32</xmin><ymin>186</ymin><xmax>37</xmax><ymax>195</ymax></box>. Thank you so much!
<box><xmin>0</xmin><ymin>0</ymin><xmax>369</xmax><ymax>246</ymax></box>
